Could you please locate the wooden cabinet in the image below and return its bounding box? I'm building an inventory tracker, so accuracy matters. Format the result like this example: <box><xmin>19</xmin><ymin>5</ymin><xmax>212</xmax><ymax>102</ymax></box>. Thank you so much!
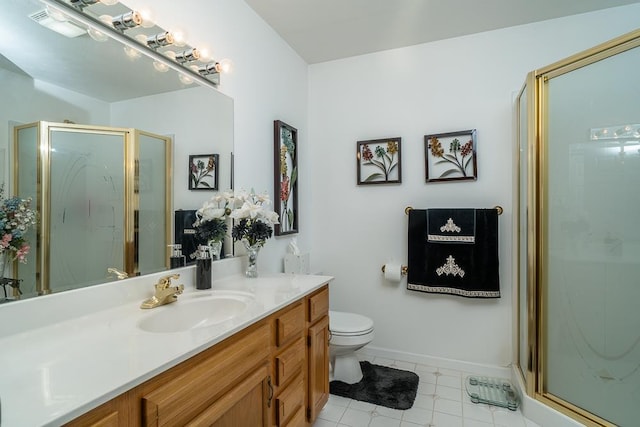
<box><xmin>306</xmin><ymin>286</ymin><xmax>330</xmax><ymax>425</ymax></box>
<box><xmin>66</xmin><ymin>284</ymin><xmax>330</xmax><ymax>427</ymax></box>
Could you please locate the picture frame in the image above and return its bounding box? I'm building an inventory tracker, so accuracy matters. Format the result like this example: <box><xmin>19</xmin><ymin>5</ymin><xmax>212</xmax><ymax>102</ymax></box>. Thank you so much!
<box><xmin>274</xmin><ymin>120</ymin><xmax>298</xmax><ymax>235</ymax></box>
<box><xmin>356</xmin><ymin>137</ymin><xmax>402</xmax><ymax>185</ymax></box>
<box><xmin>188</xmin><ymin>154</ymin><xmax>219</xmax><ymax>190</ymax></box>
<box><xmin>424</xmin><ymin>129</ymin><xmax>477</xmax><ymax>182</ymax></box>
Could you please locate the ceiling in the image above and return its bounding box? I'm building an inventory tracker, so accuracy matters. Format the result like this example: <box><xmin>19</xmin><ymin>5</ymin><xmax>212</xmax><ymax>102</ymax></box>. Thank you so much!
<box><xmin>244</xmin><ymin>0</ymin><xmax>640</xmax><ymax>64</ymax></box>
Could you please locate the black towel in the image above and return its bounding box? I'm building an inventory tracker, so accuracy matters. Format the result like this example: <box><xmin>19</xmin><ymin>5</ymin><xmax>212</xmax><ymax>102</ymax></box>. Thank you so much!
<box><xmin>426</xmin><ymin>208</ymin><xmax>476</xmax><ymax>243</ymax></box>
<box><xmin>407</xmin><ymin>208</ymin><xmax>500</xmax><ymax>298</ymax></box>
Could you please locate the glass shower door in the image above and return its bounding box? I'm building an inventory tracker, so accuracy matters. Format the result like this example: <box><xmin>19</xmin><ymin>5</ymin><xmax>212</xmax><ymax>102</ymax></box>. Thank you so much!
<box><xmin>49</xmin><ymin>126</ymin><xmax>126</xmax><ymax>293</ymax></box>
<box><xmin>543</xmin><ymin>44</ymin><xmax>640</xmax><ymax>426</ymax></box>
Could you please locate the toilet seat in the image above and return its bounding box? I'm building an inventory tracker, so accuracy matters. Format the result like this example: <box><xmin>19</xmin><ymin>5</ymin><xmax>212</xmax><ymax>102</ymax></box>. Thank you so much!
<box><xmin>330</xmin><ymin>311</ymin><xmax>374</xmax><ymax>336</ymax></box>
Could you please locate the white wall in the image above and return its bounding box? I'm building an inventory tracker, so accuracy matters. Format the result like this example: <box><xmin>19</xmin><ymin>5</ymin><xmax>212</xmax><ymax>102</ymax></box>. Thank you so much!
<box><xmin>308</xmin><ymin>6</ymin><xmax>640</xmax><ymax>366</ymax></box>
<box><xmin>0</xmin><ymin>69</ymin><xmax>110</xmax><ymax>190</ymax></box>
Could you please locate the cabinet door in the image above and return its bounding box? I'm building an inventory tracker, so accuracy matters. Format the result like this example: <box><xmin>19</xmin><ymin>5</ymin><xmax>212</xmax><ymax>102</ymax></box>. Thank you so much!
<box><xmin>307</xmin><ymin>315</ymin><xmax>329</xmax><ymax>423</ymax></box>
<box><xmin>187</xmin><ymin>364</ymin><xmax>271</xmax><ymax>427</ymax></box>
<box><xmin>64</xmin><ymin>393</ymin><xmax>129</xmax><ymax>426</ymax></box>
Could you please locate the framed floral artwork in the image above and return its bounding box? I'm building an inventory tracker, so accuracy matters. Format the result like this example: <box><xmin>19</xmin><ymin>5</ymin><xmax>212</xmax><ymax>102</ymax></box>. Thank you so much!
<box><xmin>274</xmin><ymin>120</ymin><xmax>298</xmax><ymax>235</ymax></box>
<box><xmin>424</xmin><ymin>129</ymin><xmax>477</xmax><ymax>182</ymax></box>
<box><xmin>188</xmin><ymin>154</ymin><xmax>219</xmax><ymax>190</ymax></box>
<box><xmin>356</xmin><ymin>138</ymin><xmax>402</xmax><ymax>185</ymax></box>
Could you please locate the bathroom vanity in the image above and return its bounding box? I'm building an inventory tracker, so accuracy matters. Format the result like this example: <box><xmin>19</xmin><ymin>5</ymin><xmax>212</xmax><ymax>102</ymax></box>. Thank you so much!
<box><xmin>0</xmin><ymin>260</ymin><xmax>331</xmax><ymax>426</ymax></box>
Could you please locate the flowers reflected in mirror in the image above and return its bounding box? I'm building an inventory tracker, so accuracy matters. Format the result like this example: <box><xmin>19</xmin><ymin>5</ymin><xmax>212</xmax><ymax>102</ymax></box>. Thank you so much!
<box><xmin>189</xmin><ymin>154</ymin><xmax>219</xmax><ymax>190</ymax></box>
<box><xmin>424</xmin><ymin>129</ymin><xmax>477</xmax><ymax>183</ymax></box>
<box><xmin>356</xmin><ymin>138</ymin><xmax>402</xmax><ymax>185</ymax></box>
<box><xmin>193</xmin><ymin>191</ymin><xmax>234</xmax><ymax>259</ymax></box>
<box><xmin>0</xmin><ymin>184</ymin><xmax>37</xmax><ymax>266</ymax></box>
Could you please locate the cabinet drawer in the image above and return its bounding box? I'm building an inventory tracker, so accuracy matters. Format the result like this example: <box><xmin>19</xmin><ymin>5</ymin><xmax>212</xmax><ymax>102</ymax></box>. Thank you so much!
<box><xmin>142</xmin><ymin>323</ymin><xmax>270</xmax><ymax>426</ymax></box>
<box><xmin>275</xmin><ymin>373</ymin><xmax>304</xmax><ymax>426</ymax></box>
<box><xmin>275</xmin><ymin>338</ymin><xmax>304</xmax><ymax>387</ymax></box>
<box><xmin>276</xmin><ymin>303</ymin><xmax>304</xmax><ymax>347</ymax></box>
<box><xmin>307</xmin><ymin>286</ymin><xmax>329</xmax><ymax>324</ymax></box>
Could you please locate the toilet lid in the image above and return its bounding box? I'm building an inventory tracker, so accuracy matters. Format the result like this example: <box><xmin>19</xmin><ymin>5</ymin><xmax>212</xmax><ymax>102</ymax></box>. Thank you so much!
<box><xmin>329</xmin><ymin>311</ymin><xmax>374</xmax><ymax>335</ymax></box>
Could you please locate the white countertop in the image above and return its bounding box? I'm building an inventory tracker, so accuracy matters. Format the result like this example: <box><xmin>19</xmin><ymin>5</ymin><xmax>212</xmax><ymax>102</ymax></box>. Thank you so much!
<box><xmin>0</xmin><ymin>259</ymin><xmax>333</xmax><ymax>426</ymax></box>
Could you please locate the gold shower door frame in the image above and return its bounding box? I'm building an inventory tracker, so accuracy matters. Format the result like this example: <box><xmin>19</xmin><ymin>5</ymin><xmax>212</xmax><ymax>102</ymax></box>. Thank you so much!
<box><xmin>13</xmin><ymin>121</ymin><xmax>171</xmax><ymax>295</ymax></box>
<box><xmin>516</xmin><ymin>29</ymin><xmax>640</xmax><ymax>427</ymax></box>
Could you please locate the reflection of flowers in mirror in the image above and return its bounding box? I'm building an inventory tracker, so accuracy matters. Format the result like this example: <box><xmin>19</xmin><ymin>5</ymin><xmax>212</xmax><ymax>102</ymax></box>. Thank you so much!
<box><xmin>193</xmin><ymin>191</ymin><xmax>234</xmax><ymax>244</ymax></box>
<box><xmin>0</xmin><ymin>184</ymin><xmax>37</xmax><ymax>264</ymax></box>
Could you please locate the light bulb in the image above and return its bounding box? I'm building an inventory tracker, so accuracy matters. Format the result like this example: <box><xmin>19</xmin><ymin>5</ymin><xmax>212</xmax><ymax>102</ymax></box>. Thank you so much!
<box><xmin>153</xmin><ymin>61</ymin><xmax>169</xmax><ymax>72</ymax></box>
<box><xmin>178</xmin><ymin>73</ymin><xmax>194</xmax><ymax>85</ymax></box>
<box><xmin>172</xmin><ymin>29</ymin><xmax>188</xmax><ymax>47</ymax></box>
<box><xmin>198</xmin><ymin>47</ymin><xmax>213</xmax><ymax>62</ymax></box>
<box><xmin>139</xmin><ymin>9</ymin><xmax>155</xmax><ymax>28</ymax></box>
<box><xmin>134</xmin><ymin>34</ymin><xmax>147</xmax><ymax>44</ymax></box>
<box><xmin>87</xmin><ymin>14</ymin><xmax>113</xmax><ymax>42</ymax></box>
<box><xmin>217</xmin><ymin>58</ymin><xmax>234</xmax><ymax>74</ymax></box>
<box><xmin>124</xmin><ymin>45</ymin><xmax>141</xmax><ymax>60</ymax></box>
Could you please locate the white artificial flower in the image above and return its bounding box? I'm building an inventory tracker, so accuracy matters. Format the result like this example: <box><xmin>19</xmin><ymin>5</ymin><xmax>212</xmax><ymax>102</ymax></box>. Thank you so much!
<box><xmin>262</xmin><ymin>210</ymin><xmax>280</xmax><ymax>225</ymax></box>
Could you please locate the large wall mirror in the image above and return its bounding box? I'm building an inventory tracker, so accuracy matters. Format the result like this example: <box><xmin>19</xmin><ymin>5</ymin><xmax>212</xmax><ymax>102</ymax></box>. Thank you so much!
<box><xmin>0</xmin><ymin>0</ymin><xmax>234</xmax><ymax>300</ymax></box>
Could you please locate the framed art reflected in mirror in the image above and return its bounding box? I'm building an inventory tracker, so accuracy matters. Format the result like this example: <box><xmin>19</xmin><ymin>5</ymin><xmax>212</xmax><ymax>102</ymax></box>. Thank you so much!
<box><xmin>274</xmin><ymin>120</ymin><xmax>298</xmax><ymax>235</ymax></box>
<box><xmin>189</xmin><ymin>154</ymin><xmax>219</xmax><ymax>191</ymax></box>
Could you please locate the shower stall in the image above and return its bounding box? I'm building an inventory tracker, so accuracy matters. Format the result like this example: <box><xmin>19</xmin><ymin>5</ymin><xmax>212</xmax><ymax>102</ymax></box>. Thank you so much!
<box><xmin>516</xmin><ymin>29</ymin><xmax>640</xmax><ymax>426</ymax></box>
<box><xmin>13</xmin><ymin>121</ymin><xmax>171</xmax><ymax>298</ymax></box>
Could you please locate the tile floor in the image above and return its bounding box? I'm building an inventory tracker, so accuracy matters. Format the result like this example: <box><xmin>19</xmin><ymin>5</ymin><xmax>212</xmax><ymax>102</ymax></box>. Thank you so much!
<box><xmin>313</xmin><ymin>354</ymin><xmax>540</xmax><ymax>427</ymax></box>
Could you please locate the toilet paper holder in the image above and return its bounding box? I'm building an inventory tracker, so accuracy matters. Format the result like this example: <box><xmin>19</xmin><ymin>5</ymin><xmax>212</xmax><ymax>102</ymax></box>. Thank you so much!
<box><xmin>381</xmin><ymin>264</ymin><xmax>408</xmax><ymax>276</ymax></box>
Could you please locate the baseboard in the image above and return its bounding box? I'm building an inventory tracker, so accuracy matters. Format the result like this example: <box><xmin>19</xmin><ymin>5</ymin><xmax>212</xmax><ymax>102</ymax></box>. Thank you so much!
<box><xmin>358</xmin><ymin>345</ymin><xmax>512</xmax><ymax>378</ymax></box>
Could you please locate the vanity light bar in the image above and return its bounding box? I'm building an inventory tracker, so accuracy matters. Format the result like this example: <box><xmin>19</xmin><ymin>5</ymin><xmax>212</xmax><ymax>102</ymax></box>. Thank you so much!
<box><xmin>590</xmin><ymin>124</ymin><xmax>640</xmax><ymax>141</ymax></box>
<box><xmin>146</xmin><ymin>31</ymin><xmax>174</xmax><ymax>49</ymax></box>
<box><xmin>42</xmin><ymin>0</ymin><xmax>220</xmax><ymax>88</ymax></box>
<box><xmin>111</xmin><ymin>11</ymin><xmax>141</xmax><ymax>31</ymax></box>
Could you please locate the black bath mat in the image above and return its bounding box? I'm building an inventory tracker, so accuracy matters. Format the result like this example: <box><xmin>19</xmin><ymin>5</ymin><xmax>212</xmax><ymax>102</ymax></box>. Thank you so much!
<box><xmin>330</xmin><ymin>361</ymin><xmax>419</xmax><ymax>410</ymax></box>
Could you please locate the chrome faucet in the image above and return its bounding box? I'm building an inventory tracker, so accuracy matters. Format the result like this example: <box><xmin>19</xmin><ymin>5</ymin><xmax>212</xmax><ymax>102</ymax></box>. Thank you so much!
<box><xmin>107</xmin><ymin>267</ymin><xmax>129</xmax><ymax>280</ymax></box>
<box><xmin>140</xmin><ymin>273</ymin><xmax>184</xmax><ymax>309</ymax></box>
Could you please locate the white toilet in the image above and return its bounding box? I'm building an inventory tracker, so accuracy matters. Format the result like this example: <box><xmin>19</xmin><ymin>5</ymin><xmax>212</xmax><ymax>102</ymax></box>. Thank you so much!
<box><xmin>329</xmin><ymin>310</ymin><xmax>375</xmax><ymax>384</ymax></box>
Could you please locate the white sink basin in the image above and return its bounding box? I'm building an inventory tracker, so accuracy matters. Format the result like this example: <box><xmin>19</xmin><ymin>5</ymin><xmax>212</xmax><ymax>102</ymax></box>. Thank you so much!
<box><xmin>137</xmin><ymin>291</ymin><xmax>256</xmax><ymax>333</ymax></box>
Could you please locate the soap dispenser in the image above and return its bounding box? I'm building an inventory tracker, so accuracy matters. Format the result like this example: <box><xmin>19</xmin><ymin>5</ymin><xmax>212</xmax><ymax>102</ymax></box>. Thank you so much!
<box><xmin>195</xmin><ymin>245</ymin><xmax>212</xmax><ymax>290</ymax></box>
<box><xmin>169</xmin><ymin>244</ymin><xmax>186</xmax><ymax>269</ymax></box>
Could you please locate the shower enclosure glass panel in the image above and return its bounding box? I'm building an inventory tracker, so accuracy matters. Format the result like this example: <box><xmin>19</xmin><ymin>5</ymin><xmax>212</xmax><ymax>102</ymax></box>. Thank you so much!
<box><xmin>49</xmin><ymin>128</ymin><xmax>126</xmax><ymax>293</ymax></box>
<box><xmin>544</xmin><ymin>45</ymin><xmax>640</xmax><ymax>426</ymax></box>
<box><xmin>138</xmin><ymin>131</ymin><xmax>169</xmax><ymax>275</ymax></box>
<box><xmin>517</xmin><ymin>87</ymin><xmax>528</xmax><ymax>380</ymax></box>
<box><xmin>14</xmin><ymin>126</ymin><xmax>38</xmax><ymax>295</ymax></box>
